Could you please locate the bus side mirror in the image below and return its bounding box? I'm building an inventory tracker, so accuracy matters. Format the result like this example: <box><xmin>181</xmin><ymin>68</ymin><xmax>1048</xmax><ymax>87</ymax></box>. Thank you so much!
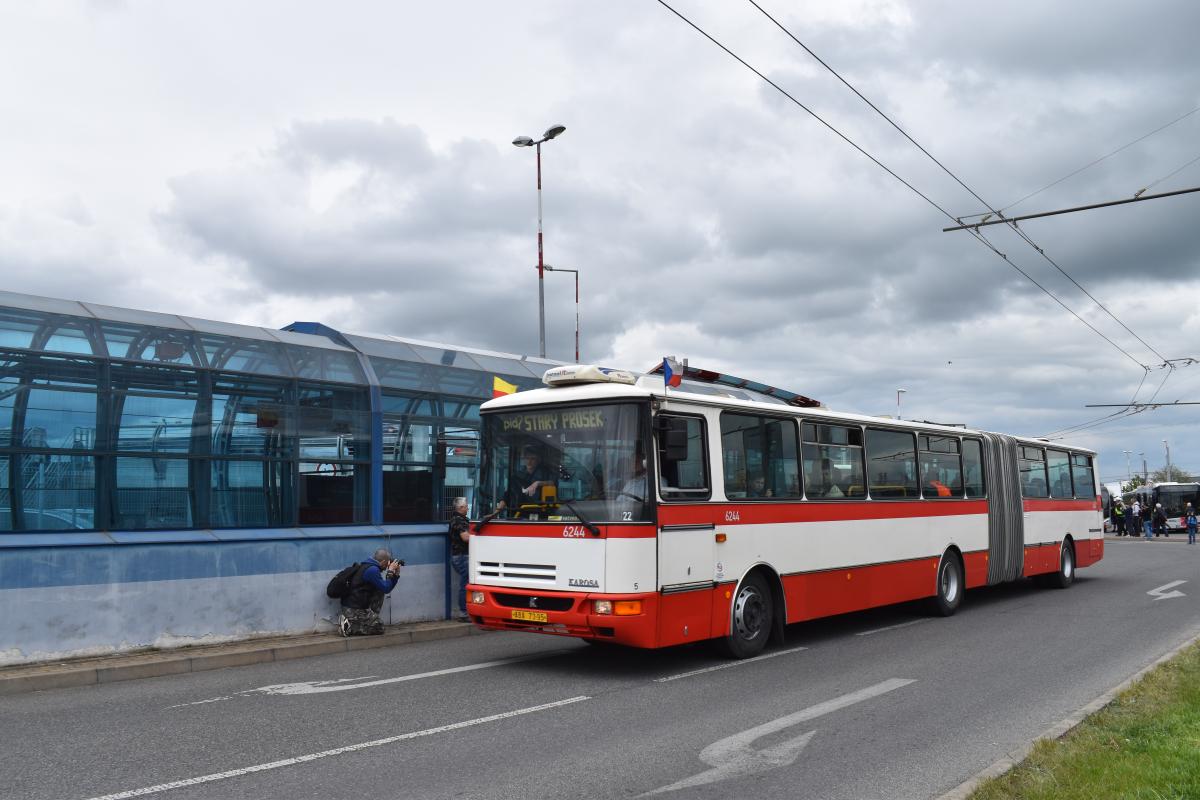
<box><xmin>656</xmin><ymin>416</ymin><xmax>690</xmax><ymax>462</ymax></box>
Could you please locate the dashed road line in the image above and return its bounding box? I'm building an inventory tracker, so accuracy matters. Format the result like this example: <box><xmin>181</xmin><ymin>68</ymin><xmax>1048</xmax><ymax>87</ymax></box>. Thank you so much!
<box><xmin>653</xmin><ymin>646</ymin><xmax>807</xmax><ymax>683</ymax></box>
<box><xmin>856</xmin><ymin>618</ymin><xmax>930</xmax><ymax>636</ymax></box>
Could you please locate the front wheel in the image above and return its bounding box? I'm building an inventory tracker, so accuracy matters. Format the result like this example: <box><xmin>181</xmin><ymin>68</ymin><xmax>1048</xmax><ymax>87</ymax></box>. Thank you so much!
<box><xmin>719</xmin><ymin>573</ymin><xmax>773</xmax><ymax>659</ymax></box>
<box><xmin>931</xmin><ymin>553</ymin><xmax>963</xmax><ymax>616</ymax></box>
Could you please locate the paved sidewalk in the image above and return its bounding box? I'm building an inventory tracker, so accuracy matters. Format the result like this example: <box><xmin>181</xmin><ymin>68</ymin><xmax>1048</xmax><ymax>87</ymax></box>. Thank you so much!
<box><xmin>0</xmin><ymin>620</ymin><xmax>483</xmax><ymax>697</ymax></box>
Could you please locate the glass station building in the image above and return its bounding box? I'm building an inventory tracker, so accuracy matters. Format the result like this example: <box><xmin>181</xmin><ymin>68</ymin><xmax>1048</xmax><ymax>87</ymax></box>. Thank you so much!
<box><xmin>0</xmin><ymin>289</ymin><xmax>558</xmax><ymax>663</ymax></box>
<box><xmin>0</xmin><ymin>290</ymin><xmax>556</xmax><ymax>534</ymax></box>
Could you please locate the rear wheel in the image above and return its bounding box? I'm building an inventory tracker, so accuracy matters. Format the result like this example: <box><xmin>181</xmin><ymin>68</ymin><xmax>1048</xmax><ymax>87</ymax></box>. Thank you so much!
<box><xmin>720</xmin><ymin>573</ymin><xmax>773</xmax><ymax>659</ymax></box>
<box><xmin>931</xmin><ymin>553</ymin><xmax>963</xmax><ymax>616</ymax></box>
<box><xmin>1044</xmin><ymin>541</ymin><xmax>1075</xmax><ymax>589</ymax></box>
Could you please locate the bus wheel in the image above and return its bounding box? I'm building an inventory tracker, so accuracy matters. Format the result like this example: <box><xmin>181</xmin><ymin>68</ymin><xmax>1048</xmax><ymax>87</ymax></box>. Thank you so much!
<box><xmin>931</xmin><ymin>553</ymin><xmax>963</xmax><ymax>617</ymax></box>
<box><xmin>1045</xmin><ymin>541</ymin><xmax>1075</xmax><ymax>589</ymax></box>
<box><xmin>721</xmin><ymin>573</ymin><xmax>772</xmax><ymax>659</ymax></box>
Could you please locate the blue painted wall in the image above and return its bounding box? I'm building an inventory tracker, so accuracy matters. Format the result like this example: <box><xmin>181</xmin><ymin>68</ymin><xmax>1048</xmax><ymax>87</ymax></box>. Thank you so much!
<box><xmin>0</xmin><ymin>525</ymin><xmax>453</xmax><ymax>666</ymax></box>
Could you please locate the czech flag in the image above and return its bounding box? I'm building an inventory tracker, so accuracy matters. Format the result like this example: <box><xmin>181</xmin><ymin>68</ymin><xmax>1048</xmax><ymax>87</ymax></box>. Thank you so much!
<box><xmin>492</xmin><ymin>376</ymin><xmax>518</xmax><ymax>398</ymax></box>
<box><xmin>662</xmin><ymin>357</ymin><xmax>682</xmax><ymax>388</ymax></box>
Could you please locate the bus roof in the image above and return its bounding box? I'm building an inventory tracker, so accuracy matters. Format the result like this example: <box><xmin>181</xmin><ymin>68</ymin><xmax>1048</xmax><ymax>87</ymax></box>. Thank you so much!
<box><xmin>481</xmin><ymin>370</ymin><xmax>1096</xmax><ymax>455</ymax></box>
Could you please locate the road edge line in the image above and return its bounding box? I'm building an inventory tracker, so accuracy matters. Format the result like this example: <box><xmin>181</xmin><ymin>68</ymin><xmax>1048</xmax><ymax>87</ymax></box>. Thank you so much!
<box><xmin>935</xmin><ymin>626</ymin><xmax>1200</xmax><ymax>800</ymax></box>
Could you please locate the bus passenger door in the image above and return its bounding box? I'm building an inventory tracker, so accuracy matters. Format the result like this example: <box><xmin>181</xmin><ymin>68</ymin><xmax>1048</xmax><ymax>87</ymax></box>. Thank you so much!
<box><xmin>657</xmin><ymin>524</ymin><xmax>715</xmax><ymax>645</ymax></box>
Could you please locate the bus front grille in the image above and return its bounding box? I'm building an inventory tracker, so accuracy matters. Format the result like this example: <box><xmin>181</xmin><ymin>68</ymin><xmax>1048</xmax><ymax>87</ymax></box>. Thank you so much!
<box><xmin>477</xmin><ymin>561</ymin><xmax>556</xmax><ymax>583</ymax></box>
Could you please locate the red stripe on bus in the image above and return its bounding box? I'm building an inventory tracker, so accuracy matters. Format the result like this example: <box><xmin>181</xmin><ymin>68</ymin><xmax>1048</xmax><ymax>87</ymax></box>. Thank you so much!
<box><xmin>658</xmin><ymin>500</ymin><xmax>989</xmax><ymax>526</ymax></box>
<box><xmin>1022</xmin><ymin>498</ymin><xmax>1099</xmax><ymax>512</ymax></box>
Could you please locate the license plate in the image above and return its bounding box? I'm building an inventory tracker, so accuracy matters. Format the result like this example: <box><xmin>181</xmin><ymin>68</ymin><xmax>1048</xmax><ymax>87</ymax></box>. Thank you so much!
<box><xmin>511</xmin><ymin>609</ymin><xmax>548</xmax><ymax>623</ymax></box>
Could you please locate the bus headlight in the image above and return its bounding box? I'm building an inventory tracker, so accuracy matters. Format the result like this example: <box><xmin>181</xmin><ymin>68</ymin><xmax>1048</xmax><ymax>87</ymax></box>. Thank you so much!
<box><xmin>593</xmin><ymin>600</ymin><xmax>612</xmax><ymax>615</ymax></box>
<box><xmin>469</xmin><ymin>591</ymin><xmax>485</xmax><ymax>605</ymax></box>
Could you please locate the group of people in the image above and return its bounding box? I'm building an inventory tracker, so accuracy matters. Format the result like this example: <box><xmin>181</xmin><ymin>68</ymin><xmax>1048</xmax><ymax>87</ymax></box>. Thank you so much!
<box><xmin>1110</xmin><ymin>498</ymin><xmax>1200</xmax><ymax>543</ymax></box>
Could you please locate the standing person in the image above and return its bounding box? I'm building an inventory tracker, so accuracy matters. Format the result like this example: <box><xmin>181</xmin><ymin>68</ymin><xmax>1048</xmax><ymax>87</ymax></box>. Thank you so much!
<box><xmin>1153</xmin><ymin>503</ymin><xmax>1168</xmax><ymax>537</ymax></box>
<box><xmin>339</xmin><ymin>548</ymin><xmax>402</xmax><ymax>636</ymax></box>
<box><xmin>1185</xmin><ymin>503</ymin><xmax>1197</xmax><ymax>545</ymax></box>
<box><xmin>1130</xmin><ymin>498</ymin><xmax>1143</xmax><ymax>538</ymax></box>
<box><xmin>1111</xmin><ymin>501</ymin><xmax>1125</xmax><ymax>536</ymax></box>
<box><xmin>448</xmin><ymin>496</ymin><xmax>472</xmax><ymax>620</ymax></box>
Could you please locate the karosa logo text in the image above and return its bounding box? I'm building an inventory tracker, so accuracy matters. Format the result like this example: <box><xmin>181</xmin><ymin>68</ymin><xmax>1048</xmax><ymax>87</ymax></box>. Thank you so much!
<box><xmin>568</xmin><ymin>578</ymin><xmax>599</xmax><ymax>588</ymax></box>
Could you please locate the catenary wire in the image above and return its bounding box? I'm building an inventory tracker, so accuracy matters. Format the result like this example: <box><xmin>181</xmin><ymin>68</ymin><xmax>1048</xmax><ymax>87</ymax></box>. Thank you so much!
<box><xmin>1137</xmin><ymin>152</ymin><xmax>1200</xmax><ymax>196</ymax></box>
<box><xmin>744</xmin><ymin>0</ymin><xmax>1170</xmax><ymax>366</ymax></box>
<box><xmin>973</xmin><ymin>103</ymin><xmax>1200</xmax><ymax>216</ymax></box>
<box><xmin>655</xmin><ymin>0</ymin><xmax>1151</xmax><ymax>371</ymax></box>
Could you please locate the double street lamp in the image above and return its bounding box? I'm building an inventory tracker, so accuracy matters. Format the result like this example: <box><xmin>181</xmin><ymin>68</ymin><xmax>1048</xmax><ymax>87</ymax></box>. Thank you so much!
<box><xmin>513</xmin><ymin>123</ymin><xmax>567</xmax><ymax>358</ymax></box>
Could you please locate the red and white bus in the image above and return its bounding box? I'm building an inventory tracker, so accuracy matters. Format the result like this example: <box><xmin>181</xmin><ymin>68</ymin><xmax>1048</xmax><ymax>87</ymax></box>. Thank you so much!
<box><xmin>466</xmin><ymin>365</ymin><xmax>1103</xmax><ymax>657</ymax></box>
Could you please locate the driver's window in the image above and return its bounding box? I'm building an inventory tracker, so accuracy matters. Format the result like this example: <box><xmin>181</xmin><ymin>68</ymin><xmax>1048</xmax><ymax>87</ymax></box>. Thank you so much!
<box><xmin>657</xmin><ymin>415</ymin><xmax>710</xmax><ymax>500</ymax></box>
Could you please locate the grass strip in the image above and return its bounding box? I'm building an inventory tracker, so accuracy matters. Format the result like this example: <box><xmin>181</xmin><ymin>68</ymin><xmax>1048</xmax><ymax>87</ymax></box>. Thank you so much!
<box><xmin>969</xmin><ymin>641</ymin><xmax>1200</xmax><ymax>800</ymax></box>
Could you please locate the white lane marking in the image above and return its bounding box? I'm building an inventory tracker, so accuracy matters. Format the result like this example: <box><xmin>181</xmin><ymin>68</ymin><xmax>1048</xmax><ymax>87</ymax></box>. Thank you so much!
<box><xmin>1148</xmin><ymin>580</ymin><xmax>1188</xmax><ymax>601</ymax></box>
<box><xmin>82</xmin><ymin>695</ymin><xmax>591</xmax><ymax>800</ymax></box>
<box><xmin>169</xmin><ymin>652</ymin><xmax>567</xmax><ymax>708</ymax></box>
<box><xmin>653</xmin><ymin>646</ymin><xmax>807</xmax><ymax>683</ymax></box>
<box><xmin>250</xmin><ymin>652</ymin><xmax>564</xmax><ymax>695</ymax></box>
<box><xmin>856</xmin><ymin>618</ymin><xmax>930</xmax><ymax>636</ymax></box>
<box><xmin>642</xmin><ymin>678</ymin><xmax>916</xmax><ymax>796</ymax></box>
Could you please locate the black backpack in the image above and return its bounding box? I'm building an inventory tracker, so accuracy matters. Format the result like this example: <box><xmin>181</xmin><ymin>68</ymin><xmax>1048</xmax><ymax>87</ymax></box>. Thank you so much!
<box><xmin>326</xmin><ymin>563</ymin><xmax>363</xmax><ymax>599</ymax></box>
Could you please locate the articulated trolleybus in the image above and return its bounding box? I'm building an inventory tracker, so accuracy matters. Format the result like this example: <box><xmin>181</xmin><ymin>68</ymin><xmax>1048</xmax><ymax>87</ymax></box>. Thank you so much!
<box><xmin>466</xmin><ymin>365</ymin><xmax>1104</xmax><ymax>658</ymax></box>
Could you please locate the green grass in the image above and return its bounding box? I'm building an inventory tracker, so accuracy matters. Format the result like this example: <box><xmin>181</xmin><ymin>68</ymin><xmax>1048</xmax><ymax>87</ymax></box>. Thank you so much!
<box><xmin>968</xmin><ymin>641</ymin><xmax>1200</xmax><ymax>800</ymax></box>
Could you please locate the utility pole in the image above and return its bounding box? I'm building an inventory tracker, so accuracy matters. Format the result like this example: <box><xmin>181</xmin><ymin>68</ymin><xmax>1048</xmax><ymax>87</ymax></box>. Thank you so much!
<box><xmin>1122</xmin><ymin>450</ymin><xmax>1132</xmax><ymax>484</ymax></box>
<box><xmin>1140</xmin><ymin>452</ymin><xmax>1148</xmax><ymax>485</ymax></box>
<box><xmin>1163</xmin><ymin>439</ymin><xmax>1173</xmax><ymax>482</ymax></box>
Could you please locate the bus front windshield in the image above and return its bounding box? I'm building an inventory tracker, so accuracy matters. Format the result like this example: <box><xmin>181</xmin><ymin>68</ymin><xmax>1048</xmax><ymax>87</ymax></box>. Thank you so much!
<box><xmin>479</xmin><ymin>402</ymin><xmax>651</xmax><ymax>524</ymax></box>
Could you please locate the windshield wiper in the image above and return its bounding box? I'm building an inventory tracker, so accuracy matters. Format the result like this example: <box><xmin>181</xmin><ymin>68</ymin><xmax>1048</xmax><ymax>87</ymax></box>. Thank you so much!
<box><xmin>559</xmin><ymin>499</ymin><xmax>601</xmax><ymax>537</ymax></box>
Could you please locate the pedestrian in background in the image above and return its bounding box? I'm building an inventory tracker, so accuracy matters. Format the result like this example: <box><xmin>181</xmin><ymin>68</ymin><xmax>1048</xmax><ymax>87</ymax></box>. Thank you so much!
<box><xmin>1111</xmin><ymin>501</ymin><xmax>1125</xmax><ymax>535</ymax></box>
<box><xmin>448</xmin><ymin>496</ymin><xmax>472</xmax><ymax>620</ymax></box>
<box><xmin>339</xmin><ymin>548</ymin><xmax>403</xmax><ymax>636</ymax></box>
<box><xmin>1153</xmin><ymin>503</ymin><xmax>1168</xmax><ymax>537</ymax></box>
<box><xmin>1130</xmin><ymin>499</ymin><xmax>1143</xmax><ymax>538</ymax></box>
<box><xmin>1185</xmin><ymin>503</ymin><xmax>1197</xmax><ymax>545</ymax></box>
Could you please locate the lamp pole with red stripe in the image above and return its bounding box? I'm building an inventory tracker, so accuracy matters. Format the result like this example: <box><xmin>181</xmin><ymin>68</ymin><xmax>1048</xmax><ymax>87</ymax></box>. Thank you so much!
<box><xmin>513</xmin><ymin>124</ymin><xmax>567</xmax><ymax>359</ymax></box>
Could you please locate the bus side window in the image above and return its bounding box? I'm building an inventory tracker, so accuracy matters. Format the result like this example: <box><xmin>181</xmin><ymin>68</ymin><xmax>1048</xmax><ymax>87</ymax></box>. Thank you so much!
<box><xmin>1019</xmin><ymin>446</ymin><xmax>1048</xmax><ymax>498</ymax></box>
<box><xmin>1046</xmin><ymin>450</ymin><xmax>1072</xmax><ymax>498</ymax></box>
<box><xmin>1070</xmin><ymin>453</ymin><xmax>1095</xmax><ymax>499</ymax></box>
<box><xmin>657</xmin><ymin>415</ymin><xmax>710</xmax><ymax>500</ymax></box>
<box><xmin>801</xmin><ymin>422</ymin><xmax>865</xmax><ymax>499</ymax></box>
<box><xmin>962</xmin><ymin>439</ymin><xmax>985</xmax><ymax>498</ymax></box>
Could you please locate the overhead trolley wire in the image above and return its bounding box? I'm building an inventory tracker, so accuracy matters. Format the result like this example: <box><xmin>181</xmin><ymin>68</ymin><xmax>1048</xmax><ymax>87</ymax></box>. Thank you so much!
<box><xmin>655</xmin><ymin>0</ymin><xmax>1153</xmax><ymax>371</ymax></box>
<box><xmin>991</xmin><ymin>103</ymin><xmax>1200</xmax><ymax>215</ymax></box>
<box><xmin>743</xmin><ymin>0</ymin><xmax>1170</xmax><ymax>367</ymax></box>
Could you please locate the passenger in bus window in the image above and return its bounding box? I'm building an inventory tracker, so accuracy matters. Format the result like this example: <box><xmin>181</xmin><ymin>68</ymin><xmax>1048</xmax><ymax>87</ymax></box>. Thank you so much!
<box><xmin>748</xmin><ymin>475</ymin><xmax>772</xmax><ymax>498</ymax></box>
<box><xmin>924</xmin><ymin>463</ymin><xmax>951</xmax><ymax>497</ymax></box>
<box><xmin>820</xmin><ymin>459</ymin><xmax>844</xmax><ymax>498</ymax></box>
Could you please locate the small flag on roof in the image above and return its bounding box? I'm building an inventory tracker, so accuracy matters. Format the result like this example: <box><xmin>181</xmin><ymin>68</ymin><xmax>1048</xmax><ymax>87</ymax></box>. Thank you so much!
<box><xmin>492</xmin><ymin>376</ymin><xmax>518</xmax><ymax>398</ymax></box>
<box><xmin>662</xmin><ymin>357</ymin><xmax>683</xmax><ymax>388</ymax></box>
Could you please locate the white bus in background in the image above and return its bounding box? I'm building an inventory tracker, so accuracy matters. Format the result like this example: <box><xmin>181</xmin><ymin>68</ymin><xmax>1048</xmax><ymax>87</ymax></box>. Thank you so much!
<box><xmin>1123</xmin><ymin>482</ymin><xmax>1200</xmax><ymax>533</ymax></box>
<box><xmin>466</xmin><ymin>365</ymin><xmax>1104</xmax><ymax>658</ymax></box>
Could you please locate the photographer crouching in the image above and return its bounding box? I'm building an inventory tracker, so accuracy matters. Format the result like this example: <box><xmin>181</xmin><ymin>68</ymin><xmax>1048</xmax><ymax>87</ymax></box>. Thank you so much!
<box><xmin>338</xmin><ymin>548</ymin><xmax>403</xmax><ymax>636</ymax></box>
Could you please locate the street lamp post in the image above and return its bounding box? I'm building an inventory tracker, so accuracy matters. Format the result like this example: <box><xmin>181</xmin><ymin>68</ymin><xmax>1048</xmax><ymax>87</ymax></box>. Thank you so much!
<box><xmin>1139</xmin><ymin>452</ymin><xmax>1147</xmax><ymax>485</ymax></box>
<box><xmin>1122</xmin><ymin>449</ymin><xmax>1132</xmax><ymax>484</ymax></box>
<box><xmin>1163</xmin><ymin>439</ymin><xmax>1173</xmax><ymax>482</ymax></box>
<box><xmin>896</xmin><ymin>388</ymin><xmax>907</xmax><ymax>419</ymax></box>
<box><xmin>512</xmin><ymin>124</ymin><xmax>567</xmax><ymax>358</ymax></box>
<box><xmin>543</xmin><ymin>265</ymin><xmax>580</xmax><ymax>363</ymax></box>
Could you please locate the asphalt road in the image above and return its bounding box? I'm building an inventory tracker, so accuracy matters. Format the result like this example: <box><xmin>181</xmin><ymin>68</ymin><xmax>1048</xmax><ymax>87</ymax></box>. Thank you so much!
<box><xmin>4</xmin><ymin>539</ymin><xmax>1198</xmax><ymax>800</ymax></box>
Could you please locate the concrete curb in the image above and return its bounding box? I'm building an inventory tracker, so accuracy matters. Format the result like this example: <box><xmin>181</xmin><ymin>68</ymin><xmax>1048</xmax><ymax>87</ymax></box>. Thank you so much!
<box><xmin>935</xmin><ymin>627</ymin><xmax>1200</xmax><ymax>800</ymax></box>
<box><xmin>0</xmin><ymin>621</ymin><xmax>485</xmax><ymax>698</ymax></box>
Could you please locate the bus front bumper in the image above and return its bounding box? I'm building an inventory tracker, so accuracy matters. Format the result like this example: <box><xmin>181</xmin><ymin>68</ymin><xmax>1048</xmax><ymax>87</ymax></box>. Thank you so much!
<box><xmin>466</xmin><ymin>585</ymin><xmax>659</xmax><ymax>648</ymax></box>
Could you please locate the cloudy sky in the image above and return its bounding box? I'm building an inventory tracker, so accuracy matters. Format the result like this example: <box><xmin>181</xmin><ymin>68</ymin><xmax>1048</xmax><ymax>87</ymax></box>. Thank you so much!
<box><xmin>2</xmin><ymin>0</ymin><xmax>1198</xmax><ymax>487</ymax></box>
